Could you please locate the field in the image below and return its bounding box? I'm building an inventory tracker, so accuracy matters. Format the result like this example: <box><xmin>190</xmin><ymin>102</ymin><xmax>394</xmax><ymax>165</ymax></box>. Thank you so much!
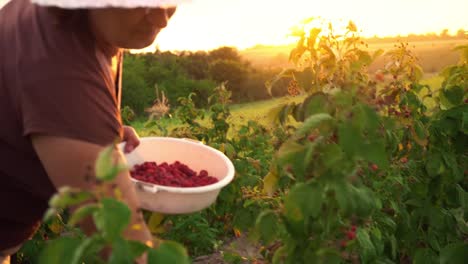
<box><xmin>241</xmin><ymin>39</ymin><xmax>467</xmax><ymax>74</ymax></box>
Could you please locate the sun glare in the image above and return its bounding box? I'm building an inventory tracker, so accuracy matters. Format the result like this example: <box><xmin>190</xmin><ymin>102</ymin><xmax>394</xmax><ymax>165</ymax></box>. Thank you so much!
<box><xmin>146</xmin><ymin>0</ymin><xmax>467</xmax><ymax>52</ymax></box>
<box><xmin>1</xmin><ymin>0</ymin><xmax>465</xmax><ymax>52</ymax></box>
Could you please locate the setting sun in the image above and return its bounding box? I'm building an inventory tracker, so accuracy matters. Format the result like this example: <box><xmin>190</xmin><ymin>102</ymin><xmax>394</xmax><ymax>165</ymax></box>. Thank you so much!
<box><xmin>151</xmin><ymin>0</ymin><xmax>467</xmax><ymax>51</ymax></box>
<box><xmin>0</xmin><ymin>0</ymin><xmax>466</xmax><ymax>52</ymax></box>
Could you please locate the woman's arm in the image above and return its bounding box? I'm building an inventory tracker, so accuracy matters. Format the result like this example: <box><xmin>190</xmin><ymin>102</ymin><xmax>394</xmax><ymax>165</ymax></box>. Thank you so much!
<box><xmin>31</xmin><ymin>134</ymin><xmax>153</xmax><ymax>244</ymax></box>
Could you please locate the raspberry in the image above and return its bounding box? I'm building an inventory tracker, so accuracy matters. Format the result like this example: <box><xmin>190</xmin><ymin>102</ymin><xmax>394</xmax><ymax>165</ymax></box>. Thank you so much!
<box><xmin>346</xmin><ymin>231</ymin><xmax>356</xmax><ymax>240</ymax></box>
<box><xmin>130</xmin><ymin>161</ymin><xmax>218</xmax><ymax>187</ymax></box>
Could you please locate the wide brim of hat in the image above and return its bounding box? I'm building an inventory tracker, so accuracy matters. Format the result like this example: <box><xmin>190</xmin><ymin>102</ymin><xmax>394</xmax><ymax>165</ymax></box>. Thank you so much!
<box><xmin>31</xmin><ymin>0</ymin><xmax>190</xmax><ymax>9</ymax></box>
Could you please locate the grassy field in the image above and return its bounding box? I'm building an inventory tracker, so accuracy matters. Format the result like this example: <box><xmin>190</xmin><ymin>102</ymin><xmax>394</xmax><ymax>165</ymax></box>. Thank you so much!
<box><xmin>241</xmin><ymin>39</ymin><xmax>467</xmax><ymax>74</ymax></box>
<box><xmin>132</xmin><ymin>74</ymin><xmax>445</xmax><ymax>137</ymax></box>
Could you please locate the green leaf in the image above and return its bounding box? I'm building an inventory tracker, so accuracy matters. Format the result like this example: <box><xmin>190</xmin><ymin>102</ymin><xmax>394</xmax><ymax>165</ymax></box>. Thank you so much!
<box><xmin>223</xmin><ymin>142</ymin><xmax>236</xmax><ymax>159</ymax></box>
<box><xmin>68</xmin><ymin>204</ymin><xmax>100</xmax><ymax>227</ymax></box>
<box><xmin>284</xmin><ymin>182</ymin><xmax>324</xmax><ymax>220</ymax></box>
<box><xmin>412</xmin><ymin>120</ymin><xmax>428</xmax><ymax>146</ymax></box>
<box><xmin>359</xmin><ymin>140</ymin><xmax>389</xmax><ymax>169</ymax></box>
<box><xmin>425</xmin><ymin>152</ymin><xmax>444</xmax><ymax>177</ymax></box>
<box><xmin>95</xmin><ymin>144</ymin><xmax>128</xmax><ymax>181</ymax></box>
<box><xmin>413</xmin><ymin>248</ymin><xmax>437</xmax><ymax>264</ymax></box>
<box><xmin>108</xmin><ymin>238</ymin><xmax>134</xmax><ymax>264</ymax></box>
<box><xmin>440</xmin><ymin>243</ymin><xmax>468</xmax><ymax>264</ymax></box>
<box><xmin>321</xmin><ymin>143</ymin><xmax>343</xmax><ymax>168</ymax></box>
<box><xmin>277</xmin><ymin>139</ymin><xmax>307</xmax><ymax>175</ymax></box>
<box><xmin>442</xmin><ymin>152</ymin><xmax>463</xmax><ymax>181</ymax></box>
<box><xmin>352</xmin><ymin>104</ymin><xmax>380</xmax><ymax>134</ymax></box>
<box><xmin>333</xmin><ymin>182</ymin><xmax>355</xmax><ymax>216</ymax></box>
<box><xmin>70</xmin><ymin>235</ymin><xmax>105</xmax><ymax>264</ymax></box>
<box><xmin>48</xmin><ymin>189</ymin><xmax>93</xmax><ymax>209</ymax></box>
<box><xmin>441</xmin><ymin>86</ymin><xmax>464</xmax><ymax>107</ymax></box>
<box><xmin>263</xmin><ymin>170</ymin><xmax>279</xmax><ymax>196</ymax></box>
<box><xmin>128</xmin><ymin>240</ymin><xmax>150</xmax><ymax>259</ymax></box>
<box><xmin>462</xmin><ymin>111</ymin><xmax>468</xmax><ymax>134</ymax></box>
<box><xmin>372</xmin><ymin>49</ymin><xmax>384</xmax><ymax>60</ymax></box>
<box><xmin>38</xmin><ymin>237</ymin><xmax>81</xmax><ymax>264</ymax></box>
<box><xmin>295</xmin><ymin>113</ymin><xmax>334</xmax><ymax>137</ymax></box>
<box><xmin>147</xmin><ymin>241</ymin><xmax>190</xmax><ymax>264</ymax></box>
<box><xmin>389</xmin><ymin>235</ymin><xmax>397</xmax><ymax>260</ymax></box>
<box><xmin>255</xmin><ymin>210</ymin><xmax>280</xmax><ymax>244</ymax></box>
<box><xmin>95</xmin><ymin>144</ymin><xmax>116</xmax><ymax>181</ymax></box>
<box><xmin>272</xmin><ymin>245</ymin><xmax>288</xmax><ymax>264</ymax></box>
<box><xmin>356</xmin><ymin>228</ymin><xmax>377</xmax><ymax>264</ymax></box>
<box><xmin>302</xmin><ymin>92</ymin><xmax>332</xmax><ymax>118</ymax></box>
<box><xmin>93</xmin><ymin>198</ymin><xmax>132</xmax><ymax>241</ymax></box>
<box><xmin>353</xmin><ymin>186</ymin><xmax>377</xmax><ymax>217</ymax></box>
<box><xmin>338</xmin><ymin>122</ymin><xmax>362</xmax><ymax>157</ymax></box>
<box><xmin>43</xmin><ymin>208</ymin><xmax>58</xmax><ymax>222</ymax></box>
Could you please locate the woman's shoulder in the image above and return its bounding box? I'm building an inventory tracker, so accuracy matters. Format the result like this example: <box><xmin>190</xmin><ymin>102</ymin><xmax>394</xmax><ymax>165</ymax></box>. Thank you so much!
<box><xmin>5</xmin><ymin>2</ymin><xmax>98</xmax><ymax>73</ymax></box>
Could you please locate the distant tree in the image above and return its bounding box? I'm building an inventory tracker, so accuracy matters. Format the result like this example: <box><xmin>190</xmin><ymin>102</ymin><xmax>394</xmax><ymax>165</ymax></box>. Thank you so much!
<box><xmin>209</xmin><ymin>46</ymin><xmax>241</xmax><ymax>62</ymax></box>
<box><xmin>456</xmin><ymin>29</ymin><xmax>466</xmax><ymax>38</ymax></box>
<box><xmin>209</xmin><ymin>59</ymin><xmax>248</xmax><ymax>102</ymax></box>
<box><xmin>440</xmin><ymin>28</ymin><xmax>450</xmax><ymax>38</ymax></box>
<box><xmin>179</xmin><ymin>51</ymin><xmax>210</xmax><ymax>80</ymax></box>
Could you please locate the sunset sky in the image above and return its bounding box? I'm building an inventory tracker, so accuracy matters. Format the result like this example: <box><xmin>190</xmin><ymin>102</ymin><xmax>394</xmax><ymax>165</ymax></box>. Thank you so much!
<box><xmin>1</xmin><ymin>0</ymin><xmax>467</xmax><ymax>51</ymax></box>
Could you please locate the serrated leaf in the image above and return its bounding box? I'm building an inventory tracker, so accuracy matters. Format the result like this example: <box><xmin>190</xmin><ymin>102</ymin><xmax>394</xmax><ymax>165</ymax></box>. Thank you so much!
<box><xmin>266</xmin><ymin>103</ymin><xmax>288</xmax><ymax>125</ymax></box>
<box><xmin>301</xmin><ymin>92</ymin><xmax>331</xmax><ymax>118</ymax></box>
<box><xmin>277</xmin><ymin>139</ymin><xmax>307</xmax><ymax>165</ymax></box>
<box><xmin>255</xmin><ymin>210</ymin><xmax>279</xmax><ymax>243</ymax></box>
<box><xmin>462</xmin><ymin>112</ymin><xmax>468</xmax><ymax>134</ymax></box>
<box><xmin>411</xmin><ymin>121</ymin><xmax>428</xmax><ymax>146</ymax></box>
<box><xmin>440</xmin><ymin>243</ymin><xmax>468</xmax><ymax>264</ymax></box>
<box><xmin>321</xmin><ymin>143</ymin><xmax>343</xmax><ymax>168</ymax></box>
<box><xmin>70</xmin><ymin>235</ymin><xmax>105</xmax><ymax>264</ymax></box>
<box><xmin>441</xmin><ymin>86</ymin><xmax>464</xmax><ymax>107</ymax></box>
<box><xmin>148</xmin><ymin>212</ymin><xmax>166</xmax><ymax>234</ymax></box>
<box><xmin>372</xmin><ymin>49</ymin><xmax>384</xmax><ymax>60</ymax></box>
<box><xmin>223</xmin><ymin>142</ymin><xmax>236</xmax><ymax>159</ymax></box>
<box><xmin>265</xmin><ymin>68</ymin><xmax>296</xmax><ymax>96</ymax></box>
<box><xmin>272</xmin><ymin>245</ymin><xmax>288</xmax><ymax>264</ymax></box>
<box><xmin>352</xmin><ymin>104</ymin><xmax>380</xmax><ymax>134</ymax></box>
<box><xmin>68</xmin><ymin>204</ymin><xmax>100</xmax><ymax>227</ymax></box>
<box><xmin>48</xmin><ymin>190</ymin><xmax>93</xmax><ymax>209</ymax></box>
<box><xmin>38</xmin><ymin>237</ymin><xmax>81</xmax><ymax>264</ymax></box>
<box><xmin>263</xmin><ymin>171</ymin><xmax>278</xmax><ymax>196</ymax></box>
<box><xmin>93</xmin><ymin>198</ymin><xmax>132</xmax><ymax>241</ymax></box>
<box><xmin>359</xmin><ymin>140</ymin><xmax>389</xmax><ymax>169</ymax></box>
<box><xmin>109</xmin><ymin>238</ymin><xmax>134</xmax><ymax>264</ymax></box>
<box><xmin>147</xmin><ymin>241</ymin><xmax>190</xmax><ymax>264</ymax></box>
<box><xmin>284</xmin><ymin>182</ymin><xmax>323</xmax><ymax>220</ymax></box>
<box><xmin>338</xmin><ymin>122</ymin><xmax>362</xmax><ymax>156</ymax></box>
<box><xmin>333</xmin><ymin>182</ymin><xmax>355</xmax><ymax>216</ymax></box>
<box><xmin>95</xmin><ymin>145</ymin><xmax>116</xmax><ymax>181</ymax></box>
<box><xmin>43</xmin><ymin>208</ymin><xmax>58</xmax><ymax>222</ymax></box>
<box><xmin>295</xmin><ymin>113</ymin><xmax>334</xmax><ymax>137</ymax></box>
<box><xmin>413</xmin><ymin>248</ymin><xmax>437</xmax><ymax>264</ymax></box>
<box><xmin>356</xmin><ymin>229</ymin><xmax>377</xmax><ymax>263</ymax></box>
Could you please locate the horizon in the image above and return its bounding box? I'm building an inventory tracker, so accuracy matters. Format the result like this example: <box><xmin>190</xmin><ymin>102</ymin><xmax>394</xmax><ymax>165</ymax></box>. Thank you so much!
<box><xmin>1</xmin><ymin>0</ymin><xmax>467</xmax><ymax>52</ymax></box>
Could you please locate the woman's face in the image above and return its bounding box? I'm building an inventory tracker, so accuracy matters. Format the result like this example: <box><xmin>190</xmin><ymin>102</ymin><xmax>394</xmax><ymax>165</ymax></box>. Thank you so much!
<box><xmin>88</xmin><ymin>7</ymin><xmax>176</xmax><ymax>50</ymax></box>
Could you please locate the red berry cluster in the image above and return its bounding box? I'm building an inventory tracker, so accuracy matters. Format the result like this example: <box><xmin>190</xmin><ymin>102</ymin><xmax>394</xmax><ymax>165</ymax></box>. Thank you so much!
<box><xmin>130</xmin><ymin>161</ymin><xmax>218</xmax><ymax>187</ymax></box>
<box><xmin>340</xmin><ymin>225</ymin><xmax>357</xmax><ymax>248</ymax></box>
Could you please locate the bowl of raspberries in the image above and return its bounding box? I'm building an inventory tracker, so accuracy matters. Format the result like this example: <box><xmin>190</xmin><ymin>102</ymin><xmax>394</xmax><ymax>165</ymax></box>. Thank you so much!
<box><xmin>120</xmin><ymin>137</ymin><xmax>235</xmax><ymax>214</ymax></box>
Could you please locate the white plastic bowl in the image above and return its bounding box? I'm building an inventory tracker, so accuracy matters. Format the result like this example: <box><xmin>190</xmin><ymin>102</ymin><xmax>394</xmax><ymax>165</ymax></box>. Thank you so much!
<box><xmin>119</xmin><ymin>137</ymin><xmax>235</xmax><ymax>214</ymax></box>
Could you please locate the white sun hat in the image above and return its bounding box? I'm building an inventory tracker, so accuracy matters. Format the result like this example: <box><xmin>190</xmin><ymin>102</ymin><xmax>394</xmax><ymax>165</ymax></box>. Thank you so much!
<box><xmin>31</xmin><ymin>0</ymin><xmax>191</xmax><ymax>9</ymax></box>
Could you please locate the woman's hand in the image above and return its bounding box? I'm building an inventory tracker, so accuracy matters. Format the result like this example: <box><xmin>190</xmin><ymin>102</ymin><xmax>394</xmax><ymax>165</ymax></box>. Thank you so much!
<box><xmin>122</xmin><ymin>126</ymin><xmax>140</xmax><ymax>154</ymax></box>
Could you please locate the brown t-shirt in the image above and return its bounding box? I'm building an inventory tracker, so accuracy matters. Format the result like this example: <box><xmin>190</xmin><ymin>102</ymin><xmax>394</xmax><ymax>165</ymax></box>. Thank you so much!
<box><xmin>0</xmin><ymin>0</ymin><xmax>123</xmax><ymax>249</ymax></box>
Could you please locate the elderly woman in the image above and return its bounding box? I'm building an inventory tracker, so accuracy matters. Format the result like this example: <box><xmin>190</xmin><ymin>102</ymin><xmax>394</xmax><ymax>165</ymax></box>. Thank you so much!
<box><xmin>0</xmin><ymin>0</ymin><xmax>183</xmax><ymax>261</ymax></box>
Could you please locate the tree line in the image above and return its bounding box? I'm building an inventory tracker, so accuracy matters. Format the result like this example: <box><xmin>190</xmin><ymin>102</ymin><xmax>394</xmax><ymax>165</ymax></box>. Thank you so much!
<box><xmin>121</xmin><ymin>47</ymin><xmax>290</xmax><ymax>116</ymax></box>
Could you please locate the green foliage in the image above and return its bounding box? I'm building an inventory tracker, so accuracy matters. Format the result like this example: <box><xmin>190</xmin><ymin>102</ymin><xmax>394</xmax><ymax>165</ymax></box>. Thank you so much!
<box><xmin>20</xmin><ymin>23</ymin><xmax>467</xmax><ymax>264</ymax></box>
<box><xmin>256</xmin><ymin>21</ymin><xmax>468</xmax><ymax>264</ymax></box>
<box><xmin>22</xmin><ymin>142</ymin><xmax>190</xmax><ymax>264</ymax></box>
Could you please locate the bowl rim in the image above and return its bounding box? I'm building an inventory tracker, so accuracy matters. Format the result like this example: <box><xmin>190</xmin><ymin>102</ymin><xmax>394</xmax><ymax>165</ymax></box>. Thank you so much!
<box><xmin>123</xmin><ymin>137</ymin><xmax>235</xmax><ymax>194</ymax></box>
